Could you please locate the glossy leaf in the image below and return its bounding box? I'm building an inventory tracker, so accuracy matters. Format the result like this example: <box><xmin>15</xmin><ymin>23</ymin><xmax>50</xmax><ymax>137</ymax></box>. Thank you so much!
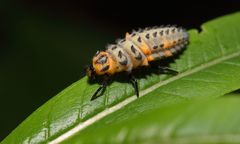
<box><xmin>2</xmin><ymin>12</ymin><xmax>240</xmax><ymax>144</ymax></box>
<box><xmin>65</xmin><ymin>96</ymin><xmax>240</xmax><ymax>144</ymax></box>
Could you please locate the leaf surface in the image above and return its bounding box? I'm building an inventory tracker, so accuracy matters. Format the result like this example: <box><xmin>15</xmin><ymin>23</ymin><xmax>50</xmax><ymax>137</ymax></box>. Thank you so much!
<box><xmin>1</xmin><ymin>12</ymin><xmax>240</xmax><ymax>144</ymax></box>
<box><xmin>65</xmin><ymin>96</ymin><xmax>240</xmax><ymax>144</ymax></box>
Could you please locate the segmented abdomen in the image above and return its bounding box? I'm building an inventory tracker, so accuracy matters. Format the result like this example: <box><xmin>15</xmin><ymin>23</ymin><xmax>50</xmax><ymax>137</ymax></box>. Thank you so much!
<box><xmin>106</xmin><ymin>26</ymin><xmax>188</xmax><ymax>73</ymax></box>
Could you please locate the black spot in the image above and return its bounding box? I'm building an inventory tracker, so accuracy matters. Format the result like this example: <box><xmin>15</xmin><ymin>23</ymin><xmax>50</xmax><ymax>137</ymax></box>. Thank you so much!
<box><xmin>173</xmin><ymin>41</ymin><xmax>176</xmax><ymax>44</ymax></box>
<box><xmin>135</xmin><ymin>53</ymin><xmax>142</xmax><ymax>60</ymax></box>
<box><xmin>131</xmin><ymin>45</ymin><xmax>136</xmax><ymax>54</ymax></box>
<box><xmin>160</xmin><ymin>44</ymin><xmax>164</xmax><ymax>48</ymax></box>
<box><xmin>178</xmin><ymin>39</ymin><xmax>182</xmax><ymax>42</ymax></box>
<box><xmin>145</xmin><ymin>33</ymin><xmax>150</xmax><ymax>39</ymax></box>
<box><xmin>153</xmin><ymin>45</ymin><xmax>158</xmax><ymax>49</ymax></box>
<box><xmin>96</xmin><ymin>55</ymin><xmax>108</xmax><ymax>64</ymax></box>
<box><xmin>137</xmin><ymin>37</ymin><xmax>142</xmax><ymax>43</ymax></box>
<box><xmin>111</xmin><ymin>46</ymin><xmax>117</xmax><ymax>50</ymax></box>
<box><xmin>172</xmin><ymin>28</ymin><xmax>175</xmax><ymax>33</ymax></box>
<box><xmin>159</xmin><ymin>30</ymin><xmax>163</xmax><ymax>36</ymax></box>
<box><xmin>165</xmin><ymin>29</ymin><xmax>169</xmax><ymax>35</ymax></box>
<box><xmin>153</xmin><ymin>32</ymin><xmax>157</xmax><ymax>37</ymax></box>
<box><xmin>100</xmin><ymin>65</ymin><xmax>109</xmax><ymax>72</ymax></box>
<box><xmin>118</xmin><ymin>51</ymin><xmax>123</xmax><ymax>58</ymax></box>
<box><xmin>120</xmin><ymin>60</ymin><xmax>128</xmax><ymax>65</ymax></box>
<box><xmin>131</xmin><ymin>33</ymin><xmax>136</xmax><ymax>37</ymax></box>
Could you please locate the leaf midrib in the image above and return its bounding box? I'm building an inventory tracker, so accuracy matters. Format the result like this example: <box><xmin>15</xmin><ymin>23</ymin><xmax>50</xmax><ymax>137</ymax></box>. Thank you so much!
<box><xmin>49</xmin><ymin>49</ymin><xmax>240</xmax><ymax>144</ymax></box>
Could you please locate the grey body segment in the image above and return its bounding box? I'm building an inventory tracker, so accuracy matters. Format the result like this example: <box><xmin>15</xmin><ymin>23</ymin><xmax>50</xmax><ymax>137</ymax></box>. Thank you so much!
<box><xmin>118</xmin><ymin>39</ymin><xmax>147</xmax><ymax>68</ymax></box>
<box><xmin>105</xmin><ymin>26</ymin><xmax>188</xmax><ymax>72</ymax></box>
<box><xmin>106</xmin><ymin>44</ymin><xmax>133</xmax><ymax>72</ymax></box>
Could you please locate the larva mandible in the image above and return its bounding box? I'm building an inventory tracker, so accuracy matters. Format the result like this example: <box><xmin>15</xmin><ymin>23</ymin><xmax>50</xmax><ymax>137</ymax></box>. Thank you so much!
<box><xmin>85</xmin><ymin>25</ymin><xmax>189</xmax><ymax>100</ymax></box>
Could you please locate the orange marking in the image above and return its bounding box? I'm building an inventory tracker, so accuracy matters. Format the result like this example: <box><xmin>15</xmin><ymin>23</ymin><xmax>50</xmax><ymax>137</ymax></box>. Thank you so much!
<box><xmin>163</xmin><ymin>41</ymin><xmax>171</xmax><ymax>49</ymax></box>
<box><xmin>142</xmin><ymin>58</ymin><xmax>149</xmax><ymax>66</ymax></box>
<box><xmin>92</xmin><ymin>56</ymin><xmax>101</xmax><ymax>74</ymax></box>
<box><xmin>106</xmin><ymin>57</ymin><xmax>116</xmax><ymax>75</ymax></box>
<box><xmin>164</xmin><ymin>50</ymin><xmax>172</xmax><ymax>57</ymax></box>
<box><xmin>93</xmin><ymin>64</ymin><xmax>103</xmax><ymax>75</ymax></box>
<box><xmin>147</xmin><ymin>55</ymin><xmax>155</xmax><ymax>61</ymax></box>
<box><xmin>139</xmin><ymin>41</ymin><xmax>151</xmax><ymax>55</ymax></box>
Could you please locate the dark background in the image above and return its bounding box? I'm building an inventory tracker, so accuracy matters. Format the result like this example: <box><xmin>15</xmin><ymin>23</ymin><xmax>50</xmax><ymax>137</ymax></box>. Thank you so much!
<box><xmin>0</xmin><ymin>0</ymin><xmax>239</xmax><ymax>141</ymax></box>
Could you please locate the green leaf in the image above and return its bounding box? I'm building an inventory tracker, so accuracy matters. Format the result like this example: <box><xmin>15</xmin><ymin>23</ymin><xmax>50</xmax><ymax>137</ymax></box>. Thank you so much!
<box><xmin>64</xmin><ymin>96</ymin><xmax>240</xmax><ymax>144</ymax></box>
<box><xmin>2</xmin><ymin>12</ymin><xmax>240</xmax><ymax>144</ymax></box>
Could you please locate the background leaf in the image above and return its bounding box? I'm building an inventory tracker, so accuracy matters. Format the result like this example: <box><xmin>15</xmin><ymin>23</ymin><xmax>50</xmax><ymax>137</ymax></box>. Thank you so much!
<box><xmin>64</xmin><ymin>96</ymin><xmax>240</xmax><ymax>144</ymax></box>
<box><xmin>2</xmin><ymin>12</ymin><xmax>240</xmax><ymax>144</ymax></box>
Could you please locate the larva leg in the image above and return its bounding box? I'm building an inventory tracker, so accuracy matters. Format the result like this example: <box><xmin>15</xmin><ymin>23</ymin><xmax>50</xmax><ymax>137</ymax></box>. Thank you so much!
<box><xmin>129</xmin><ymin>75</ymin><xmax>139</xmax><ymax>98</ymax></box>
<box><xmin>90</xmin><ymin>75</ymin><xmax>110</xmax><ymax>101</ymax></box>
<box><xmin>157</xmin><ymin>66</ymin><xmax>179</xmax><ymax>75</ymax></box>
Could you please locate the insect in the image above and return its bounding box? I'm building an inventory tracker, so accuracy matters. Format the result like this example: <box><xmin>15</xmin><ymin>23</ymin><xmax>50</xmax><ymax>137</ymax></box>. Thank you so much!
<box><xmin>85</xmin><ymin>25</ymin><xmax>189</xmax><ymax>101</ymax></box>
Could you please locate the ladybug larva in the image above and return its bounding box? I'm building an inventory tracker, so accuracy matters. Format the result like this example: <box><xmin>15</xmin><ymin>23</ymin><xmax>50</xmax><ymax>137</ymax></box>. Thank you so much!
<box><xmin>85</xmin><ymin>25</ymin><xmax>189</xmax><ymax>100</ymax></box>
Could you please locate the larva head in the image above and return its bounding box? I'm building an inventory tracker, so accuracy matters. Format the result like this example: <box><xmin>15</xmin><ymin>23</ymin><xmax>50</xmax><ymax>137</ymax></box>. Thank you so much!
<box><xmin>86</xmin><ymin>51</ymin><xmax>115</xmax><ymax>79</ymax></box>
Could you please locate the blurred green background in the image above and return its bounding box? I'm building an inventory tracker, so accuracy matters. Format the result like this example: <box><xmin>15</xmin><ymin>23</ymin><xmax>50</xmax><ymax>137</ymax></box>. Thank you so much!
<box><xmin>0</xmin><ymin>0</ymin><xmax>239</xmax><ymax>141</ymax></box>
